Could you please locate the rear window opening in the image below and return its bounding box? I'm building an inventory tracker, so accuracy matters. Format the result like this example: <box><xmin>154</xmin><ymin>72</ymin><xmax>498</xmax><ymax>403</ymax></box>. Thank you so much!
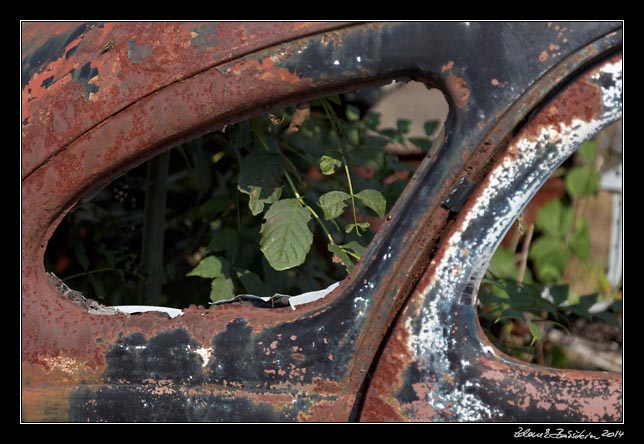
<box><xmin>44</xmin><ymin>80</ymin><xmax>448</xmax><ymax>312</ymax></box>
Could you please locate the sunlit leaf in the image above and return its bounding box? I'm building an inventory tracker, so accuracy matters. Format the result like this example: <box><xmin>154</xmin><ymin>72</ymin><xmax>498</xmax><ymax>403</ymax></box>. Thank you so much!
<box><xmin>346</xmin><ymin>104</ymin><xmax>361</xmax><ymax>122</ymax></box>
<box><xmin>355</xmin><ymin>189</ymin><xmax>386</xmax><ymax>218</ymax></box>
<box><xmin>345</xmin><ymin>222</ymin><xmax>370</xmax><ymax>234</ymax></box>
<box><xmin>569</xmin><ymin>220</ymin><xmax>591</xmax><ymax>259</ymax></box>
<box><xmin>488</xmin><ymin>247</ymin><xmax>518</xmax><ymax>280</ymax></box>
<box><xmin>527</xmin><ymin>319</ymin><xmax>542</xmax><ymax>346</ymax></box>
<box><xmin>577</xmin><ymin>140</ymin><xmax>597</xmax><ymax>163</ymax></box>
<box><xmin>210</xmin><ymin>276</ymin><xmax>235</xmax><ymax>302</ymax></box>
<box><xmin>187</xmin><ymin>255</ymin><xmax>229</xmax><ymax>279</ymax></box>
<box><xmin>260</xmin><ymin>199</ymin><xmax>313</xmax><ymax>271</ymax></box>
<box><xmin>341</xmin><ymin>241</ymin><xmax>366</xmax><ymax>258</ymax></box>
<box><xmin>565</xmin><ymin>166</ymin><xmax>601</xmax><ymax>198</ymax></box>
<box><xmin>535</xmin><ymin>199</ymin><xmax>572</xmax><ymax>238</ymax></box>
<box><xmin>320</xmin><ymin>155</ymin><xmax>342</xmax><ymax>175</ymax></box>
<box><xmin>319</xmin><ymin>191</ymin><xmax>351</xmax><ymax>220</ymax></box>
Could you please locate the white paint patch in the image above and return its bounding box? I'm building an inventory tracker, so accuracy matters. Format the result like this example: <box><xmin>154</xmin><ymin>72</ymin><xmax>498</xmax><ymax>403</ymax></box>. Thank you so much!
<box><xmin>333</xmin><ymin>60</ymin><xmax>340</xmax><ymax>66</ymax></box>
<box><xmin>356</xmin><ymin>56</ymin><xmax>361</xmax><ymax>63</ymax></box>
<box><xmin>288</xmin><ymin>281</ymin><xmax>340</xmax><ymax>310</ymax></box>
<box><xmin>112</xmin><ymin>305</ymin><xmax>184</xmax><ymax>319</ymax></box>
<box><xmin>194</xmin><ymin>347</ymin><xmax>213</xmax><ymax>368</ymax></box>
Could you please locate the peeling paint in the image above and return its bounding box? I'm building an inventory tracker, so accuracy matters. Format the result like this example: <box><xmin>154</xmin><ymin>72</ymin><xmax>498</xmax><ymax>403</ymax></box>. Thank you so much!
<box><xmin>21</xmin><ymin>22</ymin><xmax>622</xmax><ymax>423</ymax></box>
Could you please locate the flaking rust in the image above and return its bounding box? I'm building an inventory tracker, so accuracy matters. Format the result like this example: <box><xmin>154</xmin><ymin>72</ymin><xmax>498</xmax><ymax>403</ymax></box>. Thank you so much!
<box><xmin>361</xmin><ymin>53</ymin><xmax>622</xmax><ymax>422</ymax></box>
<box><xmin>22</xmin><ymin>22</ymin><xmax>621</xmax><ymax>422</ymax></box>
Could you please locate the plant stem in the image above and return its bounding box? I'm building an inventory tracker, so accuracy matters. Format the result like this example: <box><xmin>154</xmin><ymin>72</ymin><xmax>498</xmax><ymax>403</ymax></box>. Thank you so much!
<box><xmin>320</xmin><ymin>101</ymin><xmax>361</xmax><ymax>233</ymax></box>
<box><xmin>283</xmin><ymin>170</ymin><xmax>336</xmax><ymax>246</ymax></box>
<box><xmin>64</xmin><ymin>267</ymin><xmax>142</xmax><ymax>282</ymax></box>
<box><xmin>137</xmin><ymin>150</ymin><xmax>170</xmax><ymax>306</ymax></box>
<box><xmin>517</xmin><ymin>223</ymin><xmax>534</xmax><ymax>283</ymax></box>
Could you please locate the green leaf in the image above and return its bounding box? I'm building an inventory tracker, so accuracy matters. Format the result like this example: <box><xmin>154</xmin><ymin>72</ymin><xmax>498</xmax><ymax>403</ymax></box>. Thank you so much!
<box><xmin>364</xmin><ymin>112</ymin><xmax>381</xmax><ymax>130</ymax></box>
<box><xmin>577</xmin><ymin>140</ymin><xmax>597</xmax><ymax>163</ymax></box>
<box><xmin>527</xmin><ymin>319</ymin><xmax>542</xmax><ymax>346</ymax></box>
<box><xmin>593</xmin><ymin>310</ymin><xmax>619</xmax><ymax>327</ymax></box>
<box><xmin>346</xmin><ymin>128</ymin><xmax>360</xmax><ymax>146</ymax></box>
<box><xmin>529</xmin><ymin>237</ymin><xmax>569</xmax><ymax>284</ymax></box>
<box><xmin>397</xmin><ymin>119</ymin><xmax>412</xmax><ymax>134</ymax></box>
<box><xmin>346</xmin><ymin>104</ymin><xmax>360</xmax><ymax>122</ymax></box>
<box><xmin>319</xmin><ymin>191</ymin><xmax>351</xmax><ymax>220</ymax></box>
<box><xmin>565</xmin><ymin>166</ymin><xmax>601</xmax><ymax>198</ymax></box>
<box><xmin>381</xmin><ymin>128</ymin><xmax>404</xmax><ymax>144</ymax></box>
<box><xmin>320</xmin><ymin>155</ymin><xmax>342</xmax><ymax>175</ymax></box>
<box><xmin>210</xmin><ymin>276</ymin><xmax>235</xmax><ymax>302</ymax></box>
<box><xmin>408</xmin><ymin>137</ymin><xmax>432</xmax><ymax>152</ymax></box>
<box><xmin>207</xmin><ymin>228</ymin><xmax>239</xmax><ymax>252</ymax></box>
<box><xmin>260</xmin><ymin>199</ymin><xmax>313</xmax><ymax>271</ymax></box>
<box><xmin>535</xmin><ymin>199</ymin><xmax>572</xmax><ymax>238</ymax></box>
<box><xmin>237</xmin><ymin>152</ymin><xmax>284</xmax><ymax>216</ymax></box>
<box><xmin>355</xmin><ymin>189</ymin><xmax>386</xmax><ymax>218</ymax></box>
<box><xmin>569</xmin><ymin>220</ymin><xmax>591</xmax><ymax>259</ymax></box>
<box><xmin>550</xmin><ymin>284</ymin><xmax>570</xmax><ymax>306</ymax></box>
<box><xmin>424</xmin><ymin>120</ymin><xmax>440</xmax><ymax>137</ymax></box>
<box><xmin>341</xmin><ymin>241</ymin><xmax>366</xmax><ymax>258</ymax></box>
<box><xmin>346</xmin><ymin>222</ymin><xmax>370</xmax><ymax>234</ymax></box>
<box><xmin>187</xmin><ymin>255</ymin><xmax>229</xmax><ymax>279</ymax></box>
<box><xmin>328</xmin><ymin>243</ymin><xmax>355</xmax><ymax>272</ymax></box>
<box><xmin>72</xmin><ymin>237</ymin><xmax>89</xmax><ymax>271</ymax></box>
<box><xmin>236</xmin><ymin>269</ymin><xmax>272</xmax><ymax>297</ymax></box>
<box><xmin>325</xmin><ymin>95</ymin><xmax>341</xmax><ymax>105</ymax></box>
<box><xmin>488</xmin><ymin>247</ymin><xmax>518</xmax><ymax>280</ymax></box>
<box><xmin>497</xmin><ymin>307</ymin><xmax>525</xmax><ymax>322</ymax></box>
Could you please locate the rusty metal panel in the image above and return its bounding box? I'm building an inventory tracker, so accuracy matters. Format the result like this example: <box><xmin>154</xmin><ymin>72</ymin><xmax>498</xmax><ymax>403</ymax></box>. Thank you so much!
<box><xmin>360</xmin><ymin>54</ymin><xmax>623</xmax><ymax>422</ymax></box>
<box><xmin>22</xmin><ymin>21</ymin><xmax>622</xmax><ymax>422</ymax></box>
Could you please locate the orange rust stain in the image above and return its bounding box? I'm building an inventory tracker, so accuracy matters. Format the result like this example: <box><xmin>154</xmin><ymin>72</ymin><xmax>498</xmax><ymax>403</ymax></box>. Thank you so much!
<box><xmin>227</xmin><ymin>56</ymin><xmax>300</xmax><ymax>84</ymax></box>
<box><xmin>491</xmin><ymin>78</ymin><xmax>499</xmax><ymax>86</ymax></box>
<box><xmin>520</xmin><ymin>58</ymin><xmax>609</xmax><ymax>141</ymax></box>
<box><xmin>312</xmin><ymin>378</ymin><xmax>343</xmax><ymax>394</ymax></box>
<box><xmin>360</xmin><ymin>310</ymin><xmax>414</xmax><ymax>420</ymax></box>
<box><xmin>441</xmin><ymin>60</ymin><xmax>454</xmax><ymax>73</ymax></box>
<box><xmin>292</xmin><ymin>353</ymin><xmax>305</xmax><ymax>361</ymax></box>
<box><xmin>298</xmin><ymin>399</ymin><xmax>348</xmax><ymax>422</ymax></box>
<box><xmin>549</xmin><ymin>43</ymin><xmax>560</xmax><ymax>51</ymax></box>
<box><xmin>539</xmin><ymin>51</ymin><xmax>549</xmax><ymax>62</ymax></box>
<box><xmin>446</xmin><ymin>73</ymin><xmax>470</xmax><ymax>109</ymax></box>
<box><xmin>22</xmin><ymin>387</ymin><xmax>72</xmax><ymax>421</ymax></box>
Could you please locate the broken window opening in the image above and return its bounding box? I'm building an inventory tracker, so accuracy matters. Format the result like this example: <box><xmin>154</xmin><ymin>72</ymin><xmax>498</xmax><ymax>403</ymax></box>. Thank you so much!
<box><xmin>44</xmin><ymin>81</ymin><xmax>448</xmax><ymax>314</ymax></box>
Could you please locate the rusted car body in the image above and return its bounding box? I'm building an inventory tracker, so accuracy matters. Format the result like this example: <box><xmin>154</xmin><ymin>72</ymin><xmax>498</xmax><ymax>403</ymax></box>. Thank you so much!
<box><xmin>21</xmin><ymin>21</ymin><xmax>622</xmax><ymax>422</ymax></box>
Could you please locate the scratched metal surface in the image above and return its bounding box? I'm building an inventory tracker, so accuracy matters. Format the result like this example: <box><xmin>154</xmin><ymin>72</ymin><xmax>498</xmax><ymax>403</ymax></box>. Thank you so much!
<box><xmin>21</xmin><ymin>22</ymin><xmax>622</xmax><ymax>422</ymax></box>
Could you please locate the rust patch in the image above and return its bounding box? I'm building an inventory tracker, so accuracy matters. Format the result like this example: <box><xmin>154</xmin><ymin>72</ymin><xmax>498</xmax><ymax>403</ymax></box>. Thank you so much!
<box><xmin>521</xmin><ymin>56</ymin><xmax>612</xmax><ymax>141</ymax></box>
<box><xmin>441</xmin><ymin>60</ymin><xmax>454</xmax><ymax>73</ymax></box>
<box><xmin>227</xmin><ymin>56</ymin><xmax>301</xmax><ymax>84</ymax></box>
<box><xmin>446</xmin><ymin>73</ymin><xmax>470</xmax><ymax>109</ymax></box>
<box><xmin>539</xmin><ymin>50</ymin><xmax>549</xmax><ymax>62</ymax></box>
<box><xmin>313</xmin><ymin>378</ymin><xmax>343</xmax><ymax>394</ymax></box>
<box><xmin>360</xmin><ymin>312</ymin><xmax>413</xmax><ymax>420</ymax></box>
